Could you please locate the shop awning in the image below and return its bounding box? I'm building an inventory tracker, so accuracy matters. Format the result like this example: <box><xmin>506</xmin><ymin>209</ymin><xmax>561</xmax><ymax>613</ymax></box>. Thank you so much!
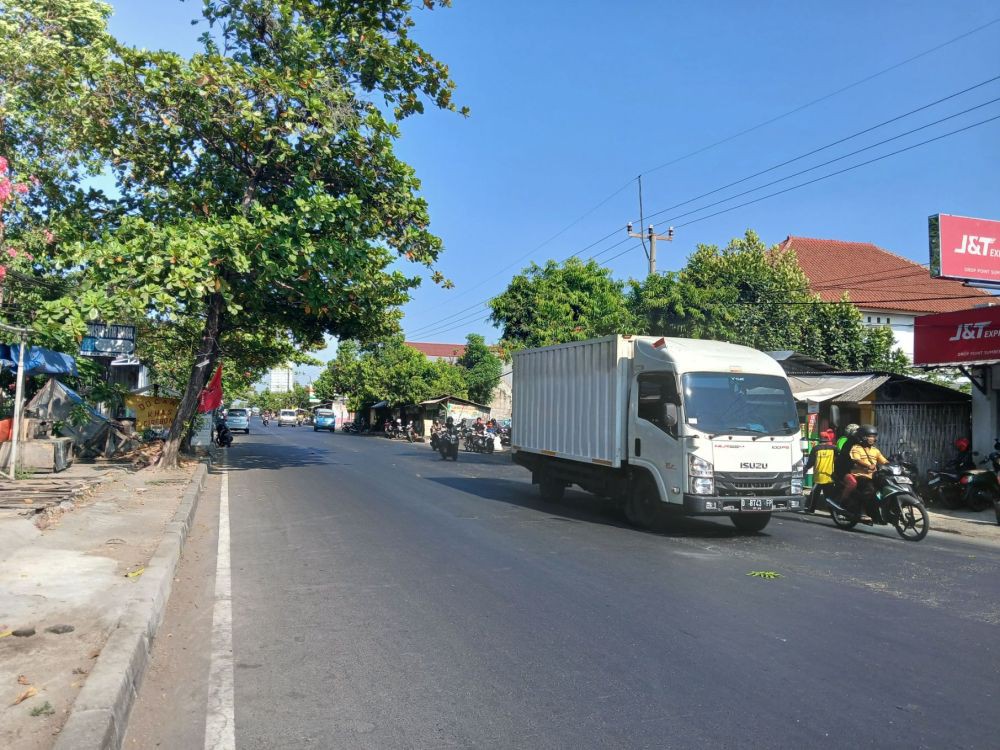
<box><xmin>787</xmin><ymin>374</ymin><xmax>891</xmax><ymax>404</ymax></box>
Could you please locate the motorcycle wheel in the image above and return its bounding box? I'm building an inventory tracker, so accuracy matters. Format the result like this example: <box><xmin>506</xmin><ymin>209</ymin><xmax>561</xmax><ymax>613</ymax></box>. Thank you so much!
<box><xmin>450</xmin><ymin>443</ymin><xmax>458</xmax><ymax>460</ymax></box>
<box><xmin>486</xmin><ymin>439</ymin><xmax>494</xmax><ymax>454</ymax></box>
<box><xmin>967</xmin><ymin>488</ymin><xmax>995</xmax><ymax>513</ymax></box>
<box><xmin>829</xmin><ymin>504</ymin><xmax>859</xmax><ymax>531</ymax></box>
<box><xmin>892</xmin><ymin>495</ymin><xmax>929</xmax><ymax>541</ymax></box>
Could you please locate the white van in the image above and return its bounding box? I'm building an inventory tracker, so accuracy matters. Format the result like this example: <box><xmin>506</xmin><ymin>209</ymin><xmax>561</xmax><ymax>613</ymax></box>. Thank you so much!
<box><xmin>278</xmin><ymin>409</ymin><xmax>298</xmax><ymax>427</ymax></box>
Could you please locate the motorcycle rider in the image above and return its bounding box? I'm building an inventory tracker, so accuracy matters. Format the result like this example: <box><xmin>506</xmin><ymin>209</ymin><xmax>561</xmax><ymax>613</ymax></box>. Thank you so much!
<box><xmin>439</xmin><ymin>416</ymin><xmax>457</xmax><ymax>460</ymax></box>
<box><xmin>846</xmin><ymin>424</ymin><xmax>889</xmax><ymax>517</ymax></box>
<box><xmin>834</xmin><ymin>423</ymin><xmax>861</xmax><ymax>503</ymax></box>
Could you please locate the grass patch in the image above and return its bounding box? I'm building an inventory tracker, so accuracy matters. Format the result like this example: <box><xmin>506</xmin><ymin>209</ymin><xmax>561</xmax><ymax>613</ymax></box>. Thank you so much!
<box><xmin>30</xmin><ymin>701</ymin><xmax>54</xmax><ymax>717</ymax></box>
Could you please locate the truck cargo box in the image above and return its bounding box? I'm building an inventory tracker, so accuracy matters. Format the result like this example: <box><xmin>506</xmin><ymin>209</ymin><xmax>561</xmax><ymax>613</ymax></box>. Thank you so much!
<box><xmin>512</xmin><ymin>336</ymin><xmax>630</xmax><ymax>468</ymax></box>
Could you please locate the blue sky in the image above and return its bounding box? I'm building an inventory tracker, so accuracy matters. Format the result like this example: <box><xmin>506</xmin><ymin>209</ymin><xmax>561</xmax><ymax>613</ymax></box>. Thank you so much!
<box><xmin>107</xmin><ymin>1</ymin><xmax>1000</xmax><ymax>368</ymax></box>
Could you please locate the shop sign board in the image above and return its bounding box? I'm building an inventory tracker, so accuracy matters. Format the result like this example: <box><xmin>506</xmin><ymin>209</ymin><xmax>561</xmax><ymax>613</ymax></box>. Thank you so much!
<box><xmin>913</xmin><ymin>304</ymin><xmax>1000</xmax><ymax>366</ymax></box>
<box><xmin>79</xmin><ymin>323</ymin><xmax>136</xmax><ymax>357</ymax></box>
<box><xmin>929</xmin><ymin>213</ymin><xmax>1000</xmax><ymax>283</ymax></box>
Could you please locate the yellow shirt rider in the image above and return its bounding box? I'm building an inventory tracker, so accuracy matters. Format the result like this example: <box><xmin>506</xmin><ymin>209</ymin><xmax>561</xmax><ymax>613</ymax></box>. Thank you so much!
<box><xmin>849</xmin><ymin>425</ymin><xmax>889</xmax><ymax>479</ymax></box>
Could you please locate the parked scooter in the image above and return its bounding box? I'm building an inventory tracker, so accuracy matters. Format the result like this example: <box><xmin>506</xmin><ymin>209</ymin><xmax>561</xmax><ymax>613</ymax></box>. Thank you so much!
<box><xmin>925</xmin><ymin>452</ymin><xmax>1000</xmax><ymax>512</ymax></box>
<box><xmin>214</xmin><ymin>420</ymin><xmax>234</xmax><ymax>448</ymax></box>
<box><xmin>826</xmin><ymin>460</ymin><xmax>929</xmax><ymax>541</ymax></box>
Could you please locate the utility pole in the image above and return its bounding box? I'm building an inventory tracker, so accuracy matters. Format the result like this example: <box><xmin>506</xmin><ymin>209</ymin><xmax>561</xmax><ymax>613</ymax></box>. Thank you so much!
<box><xmin>627</xmin><ymin>223</ymin><xmax>674</xmax><ymax>277</ymax></box>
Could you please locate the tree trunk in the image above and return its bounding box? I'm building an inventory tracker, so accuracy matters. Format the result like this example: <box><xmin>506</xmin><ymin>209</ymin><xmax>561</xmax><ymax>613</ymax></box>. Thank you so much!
<box><xmin>158</xmin><ymin>293</ymin><xmax>224</xmax><ymax>469</ymax></box>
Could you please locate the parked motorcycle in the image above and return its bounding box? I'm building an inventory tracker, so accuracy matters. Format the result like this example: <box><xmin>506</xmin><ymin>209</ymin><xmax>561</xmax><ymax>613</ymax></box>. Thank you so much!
<box><xmin>925</xmin><ymin>453</ymin><xmax>1000</xmax><ymax>512</ymax></box>
<box><xmin>826</xmin><ymin>460</ymin><xmax>929</xmax><ymax>541</ymax></box>
<box><xmin>214</xmin><ymin>421</ymin><xmax>234</xmax><ymax>448</ymax></box>
<box><xmin>438</xmin><ymin>427</ymin><xmax>459</xmax><ymax>461</ymax></box>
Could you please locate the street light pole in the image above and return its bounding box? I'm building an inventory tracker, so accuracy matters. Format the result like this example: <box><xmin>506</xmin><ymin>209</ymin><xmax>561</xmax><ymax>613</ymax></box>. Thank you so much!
<box><xmin>627</xmin><ymin>223</ymin><xmax>675</xmax><ymax>277</ymax></box>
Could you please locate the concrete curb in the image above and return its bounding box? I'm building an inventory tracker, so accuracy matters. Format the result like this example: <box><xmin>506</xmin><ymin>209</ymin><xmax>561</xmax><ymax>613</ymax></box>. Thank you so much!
<box><xmin>53</xmin><ymin>460</ymin><xmax>212</xmax><ymax>750</ymax></box>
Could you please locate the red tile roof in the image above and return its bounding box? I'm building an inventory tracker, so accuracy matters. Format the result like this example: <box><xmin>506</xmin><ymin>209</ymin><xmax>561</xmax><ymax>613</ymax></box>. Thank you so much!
<box><xmin>778</xmin><ymin>236</ymin><xmax>994</xmax><ymax>314</ymax></box>
<box><xmin>405</xmin><ymin>341</ymin><xmax>466</xmax><ymax>359</ymax></box>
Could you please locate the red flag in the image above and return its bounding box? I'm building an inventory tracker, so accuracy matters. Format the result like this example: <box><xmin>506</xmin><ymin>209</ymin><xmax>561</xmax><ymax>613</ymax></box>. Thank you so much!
<box><xmin>198</xmin><ymin>364</ymin><xmax>223</xmax><ymax>413</ymax></box>
<box><xmin>652</xmin><ymin>337</ymin><xmax>666</xmax><ymax>349</ymax></box>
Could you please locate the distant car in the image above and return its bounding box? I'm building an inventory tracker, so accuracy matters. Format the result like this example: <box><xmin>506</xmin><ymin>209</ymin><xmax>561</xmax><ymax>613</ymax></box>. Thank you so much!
<box><xmin>314</xmin><ymin>410</ymin><xmax>337</xmax><ymax>432</ymax></box>
<box><xmin>225</xmin><ymin>408</ymin><xmax>250</xmax><ymax>434</ymax></box>
<box><xmin>278</xmin><ymin>409</ymin><xmax>298</xmax><ymax>427</ymax></box>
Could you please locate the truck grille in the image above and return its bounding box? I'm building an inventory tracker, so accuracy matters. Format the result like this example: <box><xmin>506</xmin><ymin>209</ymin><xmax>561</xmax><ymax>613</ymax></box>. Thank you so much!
<box><xmin>714</xmin><ymin>472</ymin><xmax>794</xmax><ymax>497</ymax></box>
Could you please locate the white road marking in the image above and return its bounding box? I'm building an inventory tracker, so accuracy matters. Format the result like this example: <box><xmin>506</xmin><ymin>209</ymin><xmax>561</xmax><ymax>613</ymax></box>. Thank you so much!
<box><xmin>205</xmin><ymin>470</ymin><xmax>236</xmax><ymax>750</ymax></box>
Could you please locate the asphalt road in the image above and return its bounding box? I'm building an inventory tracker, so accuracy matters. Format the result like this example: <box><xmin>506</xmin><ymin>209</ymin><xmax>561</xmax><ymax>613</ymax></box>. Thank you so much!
<box><xmin>130</xmin><ymin>423</ymin><xmax>1000</xmax><ymax>749</ymax></box>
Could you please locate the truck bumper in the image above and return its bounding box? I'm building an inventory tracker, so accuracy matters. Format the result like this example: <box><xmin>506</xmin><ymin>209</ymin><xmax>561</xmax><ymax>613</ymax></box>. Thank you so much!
<box><xmin>682</xmin><ymin>494</ymin><xmax>804</xmax><ymax>515</ymax></box>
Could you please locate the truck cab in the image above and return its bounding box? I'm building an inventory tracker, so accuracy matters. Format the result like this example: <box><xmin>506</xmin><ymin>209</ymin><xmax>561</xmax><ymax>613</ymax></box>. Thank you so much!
<box><xmin>627</xmin><ymin>338</ymin><xmax>803</xmax><ymax>531</ymax></box>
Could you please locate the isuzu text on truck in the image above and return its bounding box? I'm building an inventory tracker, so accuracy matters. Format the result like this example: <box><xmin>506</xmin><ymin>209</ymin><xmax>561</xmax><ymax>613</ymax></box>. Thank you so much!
<box><xmin>511</xmin><ymin>335</ymin><xmax>804</xmax><ymax>533</ymax></box>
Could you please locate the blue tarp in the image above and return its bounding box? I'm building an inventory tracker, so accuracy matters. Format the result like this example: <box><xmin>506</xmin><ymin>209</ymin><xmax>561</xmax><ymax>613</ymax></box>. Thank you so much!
<box><xmin>0</xmin><ymin>344</ymin><xmax>78</xmax><ymax>377</ymax></box>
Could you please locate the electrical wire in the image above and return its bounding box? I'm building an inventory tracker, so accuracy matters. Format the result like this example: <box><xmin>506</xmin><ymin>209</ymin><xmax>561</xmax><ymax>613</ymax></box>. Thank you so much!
<box><xmin>403</xmin><ymin>22</ymin><xmax>1000</xmax><ymax>342</ymax></box>
<box><xmin>639</xmin><ymin>75</ymin><xmax>1000</xmax><ymax>227</ymax></box>
<box><xmin>670</xmin><ymin>112</ymin><xmax>1000</xmax><ymax>230</ymax></box>
<box><xmin>644</xmin><ymin>95</ymin><xmax>1000</xmax><ymax>230</ymax></box>
<box><xmin>641</xmin><ymin>16</ymin><xmax>1000</xmax><ymax>177</ymax></box>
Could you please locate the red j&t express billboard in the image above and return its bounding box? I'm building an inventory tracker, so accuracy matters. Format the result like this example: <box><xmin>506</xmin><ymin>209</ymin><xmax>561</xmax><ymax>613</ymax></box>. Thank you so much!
<box><xmin>929</xmin><ymin>213</ymin><xmax>1000</xmax><ymax>283</ymax></box>
<box><xmin>914</xmin><ymin>304</ymin><xmax>1000</xmax><ymax>366</ymax></box>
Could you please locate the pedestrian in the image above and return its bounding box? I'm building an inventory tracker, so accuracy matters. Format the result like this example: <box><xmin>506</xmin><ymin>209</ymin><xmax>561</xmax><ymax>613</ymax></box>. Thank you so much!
<box><xmin>803</xmin><ymin>428</ymin><xmax>837</xmax><ymax>513</ymax></box>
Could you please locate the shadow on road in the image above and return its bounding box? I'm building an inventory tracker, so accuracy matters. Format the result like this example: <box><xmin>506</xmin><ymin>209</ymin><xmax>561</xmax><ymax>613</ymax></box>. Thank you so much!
<box><xmin>425</xmin><ymin>475</ymin><xmax>758</xmax><ymax>540</ymax></box>
<box><xmin>216</xmin><ymin>442</ymin><xmax>335</xmax><ymax>472</ymax></box>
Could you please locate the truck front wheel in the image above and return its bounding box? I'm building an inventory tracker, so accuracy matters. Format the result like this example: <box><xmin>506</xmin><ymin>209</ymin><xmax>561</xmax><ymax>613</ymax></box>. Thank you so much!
<box><xmin>730</xmin><ymin>513</ymin><xmax>771</xmax><ymax>534</ymax></box>
<box><xmin>625</xmin><ymin>478</ymin><xmax>661</xmax><ymax>531</ymax></box>
<box><xmin>538</xmin><ymin>478</ymin><xmax>565</xmax><ymax>502</ymax></box>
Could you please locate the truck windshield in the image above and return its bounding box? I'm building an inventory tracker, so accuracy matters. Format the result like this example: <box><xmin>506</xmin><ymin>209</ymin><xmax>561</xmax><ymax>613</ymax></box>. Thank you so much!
<box><xmin>681</xmin><ymin>372</ymin><xmax>798</xmax><ymax>436</ymax></box>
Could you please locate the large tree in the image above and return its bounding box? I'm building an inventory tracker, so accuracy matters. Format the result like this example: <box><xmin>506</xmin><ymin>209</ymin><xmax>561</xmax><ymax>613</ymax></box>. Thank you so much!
<box><xmin>488</xmin><ymin>258</ymin><xmax>634</xmax><ymax>351</ymax></box>
<box><xmin>316</xmin><ymin>336</ymin><xmax>467</xmax><ymax>411</ymax></box>
<box><xmin>629</xmin><ymin>230</ymin><xmax>908</xmax><ymax>372</ymax></box>
<box><xmin>51</xmin><ymin>0</ymin><xmax>467</xmax><ymax>466</ymax></box>
<box><xmin>456</xmin><ymin>333</ymin><xmax>502</xmax><ymax>405</ymax></box>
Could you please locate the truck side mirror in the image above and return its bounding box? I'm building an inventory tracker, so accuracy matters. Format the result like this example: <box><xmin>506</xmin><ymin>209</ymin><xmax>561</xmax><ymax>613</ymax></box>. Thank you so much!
<box><xmin>663</xmin><ymin>403</ymin><xmax>678</xmax><ymax>428</ymax></box>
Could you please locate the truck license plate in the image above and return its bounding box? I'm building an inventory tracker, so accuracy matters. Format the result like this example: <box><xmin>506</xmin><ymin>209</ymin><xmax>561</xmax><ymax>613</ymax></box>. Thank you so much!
<box><xmin>741</xmin><ymin>498</ymin><xmax>773</xmax><ymax>511</ymax></box>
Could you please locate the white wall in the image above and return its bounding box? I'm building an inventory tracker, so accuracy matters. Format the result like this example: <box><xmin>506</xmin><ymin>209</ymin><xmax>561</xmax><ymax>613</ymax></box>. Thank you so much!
<box><xmin>860</xmin><ymin>309</ymin><xmax>915</xmax><ymax>360</ymax></box>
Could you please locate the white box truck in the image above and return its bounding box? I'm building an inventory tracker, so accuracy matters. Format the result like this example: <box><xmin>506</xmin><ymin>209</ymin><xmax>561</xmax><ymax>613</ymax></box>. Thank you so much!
<box><xmin>512</xmin><ymin>335</ymin><xmax>804</xmax><ymax>533</ymax></box>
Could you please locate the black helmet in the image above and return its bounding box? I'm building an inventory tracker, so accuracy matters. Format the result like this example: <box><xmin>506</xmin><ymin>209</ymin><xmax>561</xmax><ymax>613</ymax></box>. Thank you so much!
<box><xmin>446</xmin><ymin>416</ymin><xmax>454</xmax><ymax>426</ymax></box>
<box><xmin>856</xmin><ymin>424</ymin><xmax>877</xmax><ymax>438</ymax></box>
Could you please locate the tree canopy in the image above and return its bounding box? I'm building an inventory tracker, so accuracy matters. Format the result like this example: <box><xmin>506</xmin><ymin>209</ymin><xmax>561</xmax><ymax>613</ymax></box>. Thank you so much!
<box><xmin>0</xmin><ymin>0</ymin><xmax>468</xmax><ymax>465</ymax></box>
<box><xmin>456</xmin><ymin>333</ymin><xmax>502</xmax><ymax>405</ymax></box>
<box><xmin>487</xmin><ymin>258</ymin><xmax>634</xmax><ymax>351</ymax></box>
<box><xmin>628</xmin><ymin>230</ymin><xmax>908</xmax><ymax>372</ymax></box>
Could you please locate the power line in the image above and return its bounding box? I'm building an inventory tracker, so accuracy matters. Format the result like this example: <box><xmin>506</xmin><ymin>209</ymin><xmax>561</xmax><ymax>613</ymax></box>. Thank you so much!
<box><xmin>645</xmin><ymin>95</ymin><xmax>1000</xmax><ymax>230</ymax></box>
<box><xmin>671</xmin><ymin>112</ymin><xmax>1000</xmax><ymax>229</ymax></box>
<box><xmin>641</xmin><ymin>16</ymin><xmax>1000</xmax><ymax>177</ymax></box>
<box><xmin>639</xmin><ymin>75</ymin><xmax>1000</xmax><ymax>226</ymax></box>
<box><xmin>403</xmin><ymin>22</ymin><xmax>1000</xmax><ymax>342</ymax></box>
<box><xmin>407</xmin><ymin>177</ymin><xmax>637</xmax><ymax>319</ymax></box>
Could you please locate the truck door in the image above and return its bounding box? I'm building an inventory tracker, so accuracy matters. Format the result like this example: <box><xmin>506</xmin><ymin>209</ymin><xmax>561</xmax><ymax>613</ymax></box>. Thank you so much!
<box><xmin>629</xmin><ymin>371</ymin><xmax>684</xmax><ymax>505</ymax></box>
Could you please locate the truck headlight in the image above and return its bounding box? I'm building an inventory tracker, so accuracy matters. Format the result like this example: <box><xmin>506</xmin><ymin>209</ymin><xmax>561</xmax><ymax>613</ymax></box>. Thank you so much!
<box><xmin>791</xmin><ymin>456</ymin><xmax>804</xmax><ymax>494</ymax></box>
<box><xmin>691</xmin><ymin>477</ymin><xmax>715</xmax><ymax>495</ymax></box>
<box><xmin>689</xmin><ymin>453</ymin><xmax>713</xmax><ymax>477</ymax></box>
<box><xmin>689</xmin><ymin>454</ymin><xmax>714</xmax><ymax>495</ymax></box>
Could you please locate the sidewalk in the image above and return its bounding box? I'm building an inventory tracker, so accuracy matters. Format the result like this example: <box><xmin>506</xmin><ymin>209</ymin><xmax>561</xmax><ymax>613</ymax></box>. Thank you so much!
<box><xmin>0</xmin><ymin>456</ymin><xmax>206</xmax><ymax>750</ymax></box>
